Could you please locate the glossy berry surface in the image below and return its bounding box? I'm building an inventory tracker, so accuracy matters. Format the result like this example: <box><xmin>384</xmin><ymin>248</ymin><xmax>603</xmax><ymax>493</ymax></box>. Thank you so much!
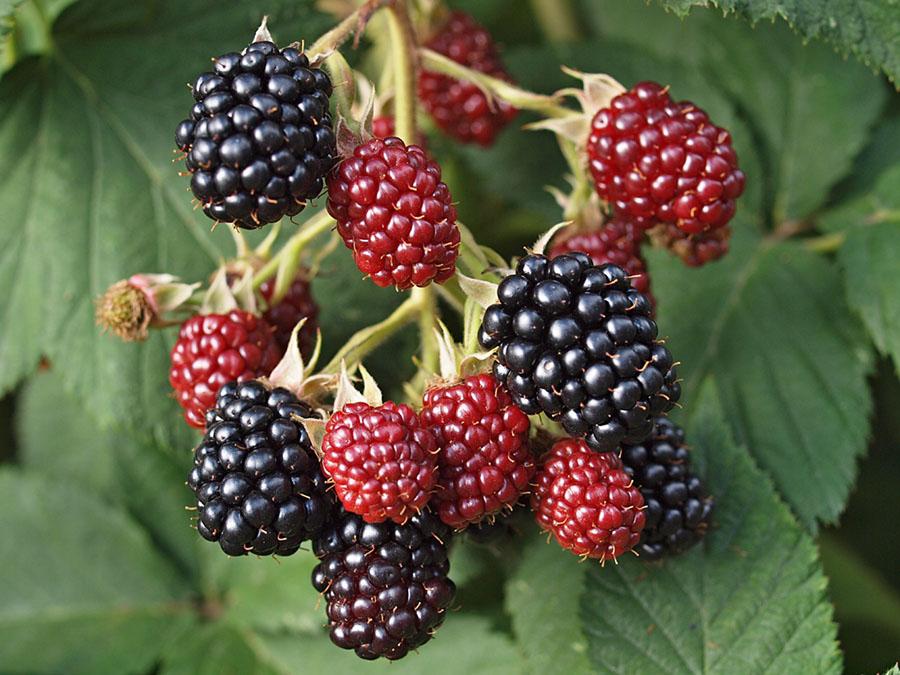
<box><xmin>260</xmin><ymin>271</ymin><xmax>318</xmax><ymax>356</ymax></box>
<box><xmin>175</xmin><ymin>41</ymin><xmax>335</xmax><ymax>229</ymax></box>
<box><xmin>653</xmin><ymin>222</ymin><xmax>731</xmax><ymax>267</ymax></box>
<box><xmin>312</xmin><ymin>508</ymin><xmax>455</xmax><ymax>660</ymax></box>
<box><xmin>479</xmin><ymin>253</ymin><xmax>680</xmax><ymax>452</ymax></box>
<box><xmin>169</xmin><ymin>311</ymin><xmax>281</xmax><ymax>429</ymax></box>
<box><xmin>587</xmin><ymin>81</ymin><xmax>744</xmax><ymax>234</ymax></box>
<box><xmin>187</xmin><ymin>381</ymin><xmax>333</xmax><ymax>556</ymax></box>
<box><xmin>420</xmin><ymin>374</ymin><xmax>534</xmax><ymax>528</ymax></box>
<box><xmin>418</xmin><ymin>11</ymin><xmax>517</xmax><ymax>146</ymax></box>
<box><xmin>322</xmin><ymin>401</ymin><xmax>438</xmax><ymax>523</ymax></box>
<box><xmin>550</xmin><ymin>216</ymin><xmax>654</xmax><ymax>308</ymax></box>
<box><xmin>532</xmin><ymin>438</ymin><xmax>645</xmax><ymax>561</ymax></box>
<box><xmin>620</xmin><ymin>417</ymin><xmax>714</xmax><ymax>559</ymax></box>
<box><xmin>326</xmin><ymin>136</ymin><xmax>460</xmax><ymax>289</ymax></box>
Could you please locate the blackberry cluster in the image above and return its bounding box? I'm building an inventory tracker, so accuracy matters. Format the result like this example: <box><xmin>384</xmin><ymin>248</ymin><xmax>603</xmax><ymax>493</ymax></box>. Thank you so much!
<box><xmin>479</xmin><ymin>253</ymin><xmax>680</xmax><ymax>453</ymax></box>
<box><xmin>620</xmin><ymin>417</ymin><xmax>713</xmax><ymax>560</ymax></box>
<box><xmin>187</xmin><ymin>381</ymin><xmax>333</xmax><ymax>556</ymax></box>
<box><xmin>312</xmin><ymin>509</ymin><xmax>455</xmax><ymax>660</ymax></box>
<box><xmin>175</xmin><ymin>40</ymin><xmax>336</xmax><ymax>229</ymax></box>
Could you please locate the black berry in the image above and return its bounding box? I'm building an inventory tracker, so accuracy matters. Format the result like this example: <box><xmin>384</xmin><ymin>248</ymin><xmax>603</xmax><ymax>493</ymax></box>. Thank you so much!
<box><xmin>176</xmin><ymin>40</ymin><xmax>335</xmax><ymax>229</ymax></box>
<box><xmin>480</xmin><ymin>253</ymin><xmax>680</xmax><ymax>452</ymax></box>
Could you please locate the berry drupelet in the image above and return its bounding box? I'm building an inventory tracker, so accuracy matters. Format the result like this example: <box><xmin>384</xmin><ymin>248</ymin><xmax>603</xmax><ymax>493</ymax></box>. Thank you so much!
<box><xmin>312</xmin><ymin>508</ymin><xmax>456</xmax><ymax>660</ymax></box>
<box><xmin>175</xmin><ymin>40</ymin><xmax>336</xmax><ymax>229</ymax></box>
<box><xmin>531</xmin><ymin>438</ymin><xmax>645</xmax><ymax>561</ymax></box>
<box><xmin>187</xmin><ymin>380</ymin><xmax>334</xmax><ymax>556</ymax></box>
<box><xmin>420</xmin><ymin>373</ymin><xmax>534</xmax><ymax>528</ymax></box>
<box><xmin>549</xmin><ymin>216</ymin><xmax>654</xmax><ymax>308</ymax></box>
<box><xmin>620</xmin><ymin>417</ymin><xmax>714</xmax><ymax>559</ymax></box>
<box><xmin>169</xmin><ymin>310</ymin><xmax>282</xmax><ymax>429</ymax></box>
<box><xmin>479</xmin><ymin>252</ymin><xmax>680</xmax><ymax>453</ymax></box>
<box><xmin>587</xmin><ymin>81</ymin><xmax>744</xmax><ymax>234</ymax></box>
<box><xmin>321</xmin><ymin>401</ymin><xmax>438</xmax><ymax>524</ymax></box>
<box><xmin>652</xmin><ymin>222</ymin><xmax>731</xmax><ymax>267</ymax></box>
<box><xmin>326</xmin><ymin>136</ymin><xmax>460</xmax><ymax>289</ymax></box>
<box><xmin>418</xmin><ymin>11</ymin><xmax>517</xmax><ymax>146</ymax></box>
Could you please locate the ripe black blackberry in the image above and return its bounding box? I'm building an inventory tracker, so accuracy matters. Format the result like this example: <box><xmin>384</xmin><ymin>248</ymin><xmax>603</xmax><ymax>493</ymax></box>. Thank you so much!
<box><xmin>175</xmin><ymin>40</ymin><xmax>335</xmax><ymax>229</ymax></box>
<box><xmin>620</xmin><ymin>417</ymin><xmax>714</xmax><ymax>560</ymax></box>
<box><xmin>187</xmin><ymin>380</ymin><xmax>333</xmax><ymax>556</ymax></box>
<box><xmin>312</xmin><ymin>509</ymin><xmax>456</xmax><ymax>660</ymax></box>
<box><xmin>479</xmin><ymin>253</ymin><xmax>680</xmax><ymax>453</ymax></box>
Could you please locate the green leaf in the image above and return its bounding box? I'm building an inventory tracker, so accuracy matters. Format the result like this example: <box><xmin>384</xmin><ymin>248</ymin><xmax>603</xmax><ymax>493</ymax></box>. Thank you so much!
<box><xmin>650</xmin><ymin>223</ymin><xmax>873</xmax><ymax>529</ymax></box>
<box><xmin>583</xmin><ymin>2</ymin><xmax>886</xmax><ymax>224</ymax></box>
<box><xmin>579</xmin><ymin>382</ymin><xmax>841</xmax><ymax>674</ymax></box>
<box><xmin>17</xmin><ymin>370</ymin><xmax>200</xmax><ymax>579</ymax></box>
<box><xmin>506</xmin><ymin>534</ymin><xmax>593</xmax><ymax>675</ymax></box>
<box><xmin>0</xmin><ymin>469</ymin><xmax>196</xmax><ymax>674</ymax></box>
<box><xmin>249</xmin><ymin>615</ymin><xmax>524</xmax><ymax>674</ymax></box>
<box><xmin>0</xmin><ymin>0</ymin><xmax>330</xmax><ymax>440</ymax></box>
<box><xmin>648</xmin><ymin>0</ymin><xmax>900</xmax><ymax>85</ymax></box>
<box><xmin>161</xmin><ymin>624</ymin><xmax>278</xmax><ymax>675</ymax></box>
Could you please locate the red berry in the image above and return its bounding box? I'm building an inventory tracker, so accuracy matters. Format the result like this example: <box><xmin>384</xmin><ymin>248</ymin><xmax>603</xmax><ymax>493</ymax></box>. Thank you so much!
<box><xmin>531</xmin><ymin>438</ymin><xmax>645</xmax><ymax>561</ymax></box>
<box><xmin>420</xmin><ymin>374</ymin><xmax>534</xmax><ymax>528</ymax></box>
<box><xmin>549</xmin><ymin>216</ymin><xmax>655</xmax><ymax>308</ymax></box>
<box><xmin>587</xmin><ymin>81</ymin><xmax>744</xmax><ymax>234</ymax></box>
<box><xmin>654</xmin><ymin>223</ymin><xmax>731</xmax><ymax>267</ymax></box>
<box><xmin>372</xmin><ymin>116</ymin><xmax>427</xmax><ymax>149</ymax></box>
<box><xmin>169</xmin><ymin>311</ymin><xmax>281</xmax><ymax>429</ymax></box>
<box><xmin>326</xmin><ymin>136</ymin><xmax>460</xmax><ymax>289</ymax></box>
<box><xmin>418</xmin><ymin>11</ymin><xmax>517</xmax><ymax>146</ymax></box>
<box><xmin>259</xmin><ymin>271</ymin><xmax>319</xmax><ymax>356</ymax></box>
<box><xmin>321</xmin><ymin>401</ymin><xmax>438</xmax><ymax>523</ymax></box>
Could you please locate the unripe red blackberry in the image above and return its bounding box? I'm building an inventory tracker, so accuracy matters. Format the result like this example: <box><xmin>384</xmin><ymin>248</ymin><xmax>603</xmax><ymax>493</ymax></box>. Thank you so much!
<box><xmin>420</xmin><ymin>373</ymin><xmax>534</xmax><ymax>528</ymax></box>
<box><xmin>259</xmin><ymin>271</ymin><xmax>318</xmax><ymax>356</ymax></box>
<box><xmin>549</xmin><ymin>216</ymin><xmax>654</xmax><ymax>308</ymax></box>
<box><xmin>321</xmin><ymin>401</ymin><xmax>438</xmax><ymax>523</ymax></box>
<box><xmin>531</xmin><ymin>438</ymin><xmax>645</xmax><ymax>561</ymax></box>
<box><xmin>587</xmin><ymin>81</ymin><xmax>744</xmax><ymax>234</ymax></box>
<box><xmin>187</xmin><ymin>380</ymin><xmax>334</xmax><ymax>556</ymax></box>
<box><xmin>418</xmin><ymin>11</ymin><xmax>517</xmax><ymax>146</ymax></box>
<box><xmin>652</xmin><ymin>222</ymin><xmax>730</xmax><ymax>267</ymax></box>
<box><xmin>175</xmin><ymin>40</ymin><xmax>336</xmax><ymax>229</ymax></box>
<box><xmin>372</xmin><ymin>116</ymin><xmax>428</xmax><ymax>148</ymax></box>
<box><xmin>479</xmin><ymin>253</ymin><xmax>680</xmax><ymax>453</ymax></box>
<box><xmin>169</xmin><ymin>310</ymin><xmax>281</xmax><ymax>429</ymax></box>
<box><xmin>620</xmin><ymin>417</ymin><xmax>714</xmax><ymax>559</ymax></box>
<box><xmin>312</xmin><ymin>508</ymin><xmax>455</xmax><ymax>660</ymax></box>
<box><xmin>326</xmin><ymin>136</ymin><xmax>460</xmax><ymax>289</ymax></box>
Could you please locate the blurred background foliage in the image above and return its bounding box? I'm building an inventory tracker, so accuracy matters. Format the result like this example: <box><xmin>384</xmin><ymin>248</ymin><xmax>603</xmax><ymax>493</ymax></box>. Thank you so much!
<box><xmin>0</xmin><ymin>0</ymin><xmax>897</xmax><ymax>672</ymax></box>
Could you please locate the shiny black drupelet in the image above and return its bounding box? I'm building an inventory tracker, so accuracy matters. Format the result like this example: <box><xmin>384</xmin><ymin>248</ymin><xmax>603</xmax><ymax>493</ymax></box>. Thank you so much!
<box><xmin>620</xmin><ymin>417</ymin><xmax>714</xmax><ymax>560</ymax></box>
<box><xmin>187</xmin><ymin>380</ymin><xmax>333</xmax><ymax>556</ymax></box>
<box><xmin>479</xmin><ymin>252</ymin><xmax>680</xmax><ymax>453</ymax></box>
<box><xmin>175</xmin><ymin>40</ymin><xmax>335</xmax><ymax>229</ymax></box>
<box><xmin>312</xmin><ymin>509</ymin><xmax>456</xmax><ymax>660</ymax></box>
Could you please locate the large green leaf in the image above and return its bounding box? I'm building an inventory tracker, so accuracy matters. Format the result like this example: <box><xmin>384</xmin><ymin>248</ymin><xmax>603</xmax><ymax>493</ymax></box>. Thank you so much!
<box><xmin>579</xmin><ymin>383</ymin><xmax>841</xmax><ymax>674</ymax></box>
<box><xmin>161</xmin><ymin>624</ymin><xmax>278</xmax><ymax>675</ymax></box>
<box><xmin>648</xmin><ymin>0</ymin><xmax>900</xmax><ymax>86</ymax></box>
<box><xmin>820</xmin><ymin>166</ymin><xmax>900</xmax><ymax>371</ymax></box>
<box><xmin>17</xmin><ymin>369</ymin><xmax>200</xmax><ymax>578</ymax></box>
<box><xmin>648</xmin><ymin>223</ymin><xmax>872</xmax><ymax>529</ymax></box>
<box><xmin>0</xmin><ymin>0</ymin><xmax>330</xmax><ymax>441</ymax></box>
<box><xmin>506</xmin><ymin>535</ymin><xmax>593</xmax><ymax>675</ymax></box>
<box><xmin>0</xmin><ymin>469</ymin><xmax>196</xmax><ymax>674</ymax></box>
<box><xmin>583</xmin><ymin>1</ymin><xmax>887</xmax><ymax>225</ymax></box>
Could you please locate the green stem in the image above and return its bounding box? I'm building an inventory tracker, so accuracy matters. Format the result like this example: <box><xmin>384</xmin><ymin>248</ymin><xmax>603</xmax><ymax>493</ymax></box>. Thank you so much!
<box><xmin>411</xmin><ymin>285</ymin><xmax>438</xmax><ymax>374</ymax></box>
<box><xmin>385</xmin><ymin>2</ymin><xmax>417</xmax><ymax>143</ymax></box>
<box><xmin>320</xmin><ymin>293</ymin><xmax>425</xmax><ymax>375</ymax></box>
<box><xmin>529</xmin><ymin>0</ymin><xmax>582</xmax><ymax>43</ymax></box>
<box><xmin>419</xmin><ymin>48</ymin><xmax>572</xmax><ymax>118</ymax></box>
<box><xmin>804</xmin><ymin>231</ymin><xmax>846</xmax><ymax>254</ymax></box>
<box><xmin>307</xmin><ymin>0</ymin><xmax>394</xmax><ymax>58</ymax></box>
<box><xmin>252</xmin><ymin>210</ymin><xmax>335</xmax><ymax>301</ymax></box>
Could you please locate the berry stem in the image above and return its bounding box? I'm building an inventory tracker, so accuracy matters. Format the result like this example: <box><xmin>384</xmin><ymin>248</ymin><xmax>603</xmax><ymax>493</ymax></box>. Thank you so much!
<box><xmin>252</xmin><ymin>210</ymin><xmax>335</xmax><ymax>301</ymax></box>
<box><xmin>804</xmin><ymin>231</ymin><xmax>846</xmax><ymax>254</ymax></box>
<box><xmin>418</xmin><ymin>48</ymin><xmax>571</xmax><ymax>118</ymax></box>
<box><xmin>412</xmin><ymin>285</ymin><xmax>439</xmax><ymax>374</ymax></box>
<box><xmin>306</xmin><ymin>0</ymin><xmax>394</xmax><ymax>58</ymax></box>
<box><xmin>320</xmin><ymin>291</ymin><xmax>427</xmax><ymax>375</ymax></box>
<box><xmin>529</xmin><ymin>0</ymin><xmax>582</xmax><ymax>43</ymax></box>
<box><xmin>385</xmin><ymin>1</ymin><xmax>418</xmax><ymax>144</ymax></box>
